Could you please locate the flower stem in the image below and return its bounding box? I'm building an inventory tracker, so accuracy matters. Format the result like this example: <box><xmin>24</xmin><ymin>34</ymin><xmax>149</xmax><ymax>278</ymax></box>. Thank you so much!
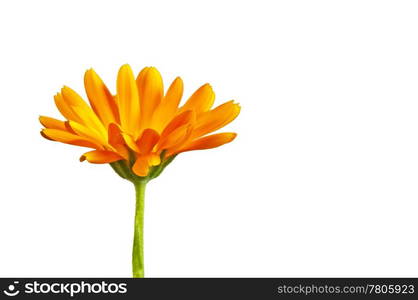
<box><xmin>132</xmin><ymin>180</ymin><xmax>147</xmax><ymax>278</ymax></box>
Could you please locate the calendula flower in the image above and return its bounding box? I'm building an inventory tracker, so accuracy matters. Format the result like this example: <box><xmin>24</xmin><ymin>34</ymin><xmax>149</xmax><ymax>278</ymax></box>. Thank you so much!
<box><xmin>40</xmin><ymin>64</ymin><xmax>240</xmax><ymax>277</ymax></box>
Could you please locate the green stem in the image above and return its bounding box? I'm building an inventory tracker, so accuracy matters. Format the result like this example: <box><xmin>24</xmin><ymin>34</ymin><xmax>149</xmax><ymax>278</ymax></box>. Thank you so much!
<box><xmin>132</xmin><ymin>180</ymin><xmax>147</xmax><ymax>278</ymax></box>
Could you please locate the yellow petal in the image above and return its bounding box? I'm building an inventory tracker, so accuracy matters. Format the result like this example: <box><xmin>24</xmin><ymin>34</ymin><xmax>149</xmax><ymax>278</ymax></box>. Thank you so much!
<box><xmin>80</xmin><ymin>150</ymin><xmax>123</xmax><ymax>163</ymax></box>
<box><xmin>136</xmin><ymin>67</ymin><xmax>164</xmax><ymax>130</ymax></box>
<box><xmin>41</xmin><ymin>129</ymin><xmax>102</xmax><ymax>149</ymax></box>
<box><xmin>54</xmin><ymin>93</ymin><xmax>83</xmax><ymax>123</ymax></box>
<box><xmin>64</xmin><ymin>121</ymin><xmax>76</xmax><ymax>134</ymax></box>
<box><xmin>179</xmin><ymin>83</ymin><xmax>215</xmax><ymax>115</ymax></box>
<box><xmin>117</xmin><ymin>64</ymin><xmax>141</xmax><ymax>138</ymax></box>
<box><xmin>39</xmin><ymin>116</ymin><xmax>67</xmax><ymax>130</ymax></box>
<box><xmin>67</xmin><ymin>121</ymin><xmax>108</xmax><ymax>146</ymax></box>
<box><xmin>121</xmin><ymin>132</ymin><xmax>140</xmax><ymax>153</ymax></box>
<box><xmin>136</xmin><ymin>128</ymin><xmax>160</xmax><ymax>154</ymax></box>
<box><xmin>148</xmin><ymin>153</ymin><xmax>161</xmax><ymax>166</ymax></box>
<box><xmin>151</xmin><ymin>77</ymin><xmax>183</xmax><ymax>132</ymax></box>
<box><xmin>61</xmin><ymin>86</ymin><xmax>107</xmax><ymax>138</ymax></box>
<box><xmin>174</xmin><ymin>132</ymin><xmax>237</xmax><ymax>154</ymax></box>
<box><xmin>193</xmin><ymin>101</ymin><xmax>240</xmax><ymax>138</ymax></box>
<box><xmin>84</xmin><ymin>68</ymin><xmax>119</xmax><ymax>126</ymax></box>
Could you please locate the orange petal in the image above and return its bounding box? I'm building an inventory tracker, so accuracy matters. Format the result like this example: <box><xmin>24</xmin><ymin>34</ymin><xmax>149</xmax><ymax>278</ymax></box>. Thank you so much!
<box><xmin>132</xmin><ymin>153</ymin><xmax>161</xmax><ymax>177</ymax></box>
<box><xmin>193</xmin><ymin>101</ymin><xmax>241</xmax><ymax>138</ymax></box>
<box><xmin>39</xmin><ymin>116</ymin><xmax>67</xmax><ymax>130</ymax></box>
<box><xmin>106</xmin><ymin>123</ymin><xmax>129</xmax><ymax>159</ymax></box>
<box><xmin>80</xmin><ymin>150</ymin><xmax>123</xmax><ymax>163</ymax></box>
<box><xmin>158</xmin><ymin>124</ymin><xmax>192</xmax><ymax>151</ymax></box>
<box><xmin>175</xmin><ymin>132</ymin><xmax>237</xmax><ymax>154</ymax></box>
<box><xmin>54</xmin><ymin>92</ymin><xmax>83</xmax><ymax>123</ymax></box>
<box><xmin>61</xmin><ymin>86</ymin><xmax>107</xmax><ymax>138</ymax></box>
<box><xmin>151</xmin><ymin>77</ymin><xmax>183</xmax><ymax>131</ymax></box>
<box><xmin>159</xmin><ymin>110</ymin><xmax>195</xmax><ymax>141</ymax></box>
<box><xmin>108</xmin><ymin>123</ymin><xmax>124</xmax><ymax>146</ymax></box>
<box><xmin>67</xmin><ymin>121</ymin><xmax>108</xmax><ymax>146</ymax></box>
<box><xmin>41</xmin><ymin>129</ymin><xmax>102</xmax><ymax>149</ymax></box>
<box><xmin>132</xmin><ymin>155</ymin><xmax>150</xmax><ymax>177</ymax></box>
<box><xmin>117</xmin><ymin>64</ymin><xmax>141</xmax><ymax>138</ymax></box>
<box><xmin>136</xmin><ymin>67</ymin><xmax>164</xmax><ymax>130</ymax></box>
<box><xmin>64</xmin><ymin>121</ymin><xmax>76</xmax><ymax>134</ymax></box>
<box><xmin>84</xmin><ymin>69</ymin><xmax>119</xmax><ymax>126</ymax></box>
<box><xmin>136</xmin><ymin>128</ymin><xmax>160</xmax><ymax>154</ymax></box>
<box><xmin>179</xmin><ymin>83</ymin><xmax>215</xmax><ymax>115</ymax></box>
<box><xmin>121</xmin><ymin>132</ymin><xmax>140</xmax><ymax>153</ymax></box>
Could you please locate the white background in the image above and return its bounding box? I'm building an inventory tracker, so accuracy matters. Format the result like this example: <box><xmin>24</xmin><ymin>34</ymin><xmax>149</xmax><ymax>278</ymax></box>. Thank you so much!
<box><xmin>0</xmin><ymin>0</ymin><xmax>417</xmax><ymax>277</ymax></box>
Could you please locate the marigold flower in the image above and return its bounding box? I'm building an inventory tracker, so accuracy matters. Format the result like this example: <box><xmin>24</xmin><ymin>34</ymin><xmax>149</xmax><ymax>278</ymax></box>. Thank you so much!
<box><xmin>40</xmin><ymin>64</ymin><xmax>240</xmax><ymax>277</ymax></box>
<box><xmin>40</xmin><ymin>65</ymin><xmax>239</xmax><ymax>177</ymax></box>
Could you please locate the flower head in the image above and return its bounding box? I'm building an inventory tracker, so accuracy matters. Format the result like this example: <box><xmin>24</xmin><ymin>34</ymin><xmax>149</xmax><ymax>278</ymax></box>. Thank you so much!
<box><xmin>40</xmin><ymin>64</ymin><xmax>240</xmax><ymax>178</ymax></box>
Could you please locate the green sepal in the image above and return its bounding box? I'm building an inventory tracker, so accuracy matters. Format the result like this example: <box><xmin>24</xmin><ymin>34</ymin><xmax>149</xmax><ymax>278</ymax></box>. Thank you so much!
<box><xmin>148</xmin><ymin>153</ymin><xmax>177</xmax><ymax>180</ymax></box>
<box><xmin>109</xmin><ymin>151</ymin><xmax>177</xmax><ymax>183</ymax></box>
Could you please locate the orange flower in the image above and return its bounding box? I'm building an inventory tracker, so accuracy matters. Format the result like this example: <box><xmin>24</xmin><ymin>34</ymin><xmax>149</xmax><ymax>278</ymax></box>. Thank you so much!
<box><xmin>40</xmin><ymin>64</ymin><xmax>240</xmax><ymax>277</ymax></box>
<box><xmin>40</xmin><ymin>64</ymin><xmax>240</xmax><ymax>178</ymax></box>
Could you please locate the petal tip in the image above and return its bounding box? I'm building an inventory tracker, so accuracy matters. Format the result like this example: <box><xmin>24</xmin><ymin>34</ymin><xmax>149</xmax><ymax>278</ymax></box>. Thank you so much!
<box><xmin>120</xmin><ymin>64</ymin><xmax>132</xmax><ymax>71</ymax></box>
<box><xmin>84</xmin><ymin>68</ymin><xmax>95</xmax><ymax>77</ymax></box>
<box><xmin>40</xmin><ymin>130</ymin><xmax>53</xmax><ymax>141</ymax></box>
